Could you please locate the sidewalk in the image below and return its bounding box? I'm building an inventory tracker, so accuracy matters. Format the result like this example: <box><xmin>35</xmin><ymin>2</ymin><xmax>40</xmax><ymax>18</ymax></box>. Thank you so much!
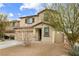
<box><xmin>0</xmin><ymin>40</ymin><xmax>22</xmax><ymax>49</ymax></box>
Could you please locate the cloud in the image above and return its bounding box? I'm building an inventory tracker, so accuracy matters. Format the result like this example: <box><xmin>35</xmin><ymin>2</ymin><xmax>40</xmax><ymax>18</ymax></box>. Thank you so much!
<box><xmin>20</xmin><ymin>3</ymin><xmax>40</xmax><ymax>10</ymax></box>
<box><xmin>20</xmin><ymin>3</ymin><xmax>45</xmax><ymax>13</ymax></box>
<box><xmin>8</xmin><ymin>13</ymin><xmax>14</xmax><ymax>17</ymax></box>
<box><xmin>0</xmin><ymin>3</ymin><xmax>4</xmax><ymax>8</ymax></box>
<box><xmin>18</xmin><ymin>13</ymin><xmax>21</xmax><ymax>16</ymax></box>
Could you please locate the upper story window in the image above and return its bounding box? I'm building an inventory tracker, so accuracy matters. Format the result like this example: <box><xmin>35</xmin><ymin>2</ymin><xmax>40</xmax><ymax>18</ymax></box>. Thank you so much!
<box><xmin>44</xmin><ymin>12</ymin><xmax>49</xmax><ymax>21</ymax></box>
<box><xmin>25</xmin><ymin>18</ymin><xmax>34</xmax><ymax>24</ymax></box>
<box><xmin>12</xmin><ymin>22</ymin><xmax>15</xmax><ymax>27</ymax></box>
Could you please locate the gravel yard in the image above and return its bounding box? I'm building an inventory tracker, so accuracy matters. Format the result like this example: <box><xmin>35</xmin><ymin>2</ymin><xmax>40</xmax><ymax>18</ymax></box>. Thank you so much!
<box><xmin>0</xmin><ymin>41</ymin><xmax>68</xmax><ymax>56</ymax></box>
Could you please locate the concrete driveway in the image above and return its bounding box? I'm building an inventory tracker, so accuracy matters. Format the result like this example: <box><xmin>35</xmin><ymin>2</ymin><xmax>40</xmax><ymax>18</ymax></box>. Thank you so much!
<box><xmin>0</xmin><ymin>40</ymin><xmax>22</xmax><ymax>49</ymax></box>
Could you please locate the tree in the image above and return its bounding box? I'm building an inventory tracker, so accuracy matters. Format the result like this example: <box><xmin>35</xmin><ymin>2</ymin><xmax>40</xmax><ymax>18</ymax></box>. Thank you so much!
<box><xmin>45</xmin><ymin>3</ymin><xmax>79</xmax><ymax>48</ymax></box>
<box><xmin>0</xmin><ymin>14</ymin><xmax>9</xmax><ymax>40</ymax></box>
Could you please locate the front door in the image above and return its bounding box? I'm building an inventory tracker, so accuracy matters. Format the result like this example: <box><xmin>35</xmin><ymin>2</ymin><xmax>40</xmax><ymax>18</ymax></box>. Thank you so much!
<box><xmin>38</xmin><ymin>29</ymin><xmax>42</xmax><ymax>41</ymax></box>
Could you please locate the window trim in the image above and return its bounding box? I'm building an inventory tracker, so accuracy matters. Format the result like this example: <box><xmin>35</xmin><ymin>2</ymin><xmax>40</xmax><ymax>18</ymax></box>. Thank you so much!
<box><xmin>12</xmin><ymin>22</ymin><xmax>15</xmax><ymax>27</ymax></box>
<box><xmin>44</xmin><ymin>12</ymin><xmax>49</xmax><ymax>21</ymax></box>
<box><xmin>44</xmin><ymin>27</ymin><xmax>49</xmax><ymax>37</ymax></box>
<box><xmin>25</xmin><ymin>18</ymin><xmax>34</xmax><ymax>24</ymax></box>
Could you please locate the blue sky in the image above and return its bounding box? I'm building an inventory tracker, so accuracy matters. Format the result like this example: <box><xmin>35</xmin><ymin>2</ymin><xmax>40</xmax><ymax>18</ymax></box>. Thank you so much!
<box><xmin>0</xmin><ymin>3</ymin><xmax>46</xmax><ymax>20</ymax></box>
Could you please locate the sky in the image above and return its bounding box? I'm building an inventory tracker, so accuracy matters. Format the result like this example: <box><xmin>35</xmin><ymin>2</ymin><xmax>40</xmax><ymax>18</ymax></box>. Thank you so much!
<box><xmin>0</xmin><ymin>3</ymin><xmax>46</xmax><ymax>20</ymax></box>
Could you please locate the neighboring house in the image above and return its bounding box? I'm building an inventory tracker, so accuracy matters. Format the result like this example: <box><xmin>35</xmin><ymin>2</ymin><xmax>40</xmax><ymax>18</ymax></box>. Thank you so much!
<box><xmin>13</xmin><ymin>9</ymin><xmax>64</xmax><ymax>43</ymax></box>
<box><xmin>4</xmin><ymin>20</ymin><xmax>20</xmax><ymax>40</ymax></box>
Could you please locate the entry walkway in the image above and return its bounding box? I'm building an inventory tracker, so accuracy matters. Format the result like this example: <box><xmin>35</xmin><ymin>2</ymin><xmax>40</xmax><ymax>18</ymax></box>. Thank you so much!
<box><xmin>0</xmin><ymin>40</ymin><xmax>22</xmax><ymax>49</ymax></box>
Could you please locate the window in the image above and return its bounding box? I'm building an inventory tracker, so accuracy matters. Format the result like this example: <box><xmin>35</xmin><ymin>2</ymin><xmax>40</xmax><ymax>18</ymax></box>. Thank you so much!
<box><xmin>12</xmin><ymin>22</ymin><xmax>15</xmax><ymax>27</ymax></box>
<box><xmin>25</xmin><ymin>18</ymin><xmax>34</xmax><ymax>24</ymax></box>
<box><xmin>44</xmin><ymin>13</ymin><xmax>49</xmax><ymax>21</ymax></box>
<box><xmin>44</xmin><ymin>27</ymin><xmax>49</xmax><ymax>37</ymax></box>
<box><xmin>25</xmin><ymin>19</ymin><xmax>27</xmax><ymax>23</ymax></box>
<box><xmin>32</xmin><ymin>18</ymin><xmax>35</xmax><ymax>23</ymax></box>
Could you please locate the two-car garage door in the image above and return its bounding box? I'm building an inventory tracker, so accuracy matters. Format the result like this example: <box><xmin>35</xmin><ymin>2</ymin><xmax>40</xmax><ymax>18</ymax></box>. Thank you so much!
<box><xmin>15</xmin><ymin>31</ymin><xmax>33</xmax><ymax>41</ymax></box>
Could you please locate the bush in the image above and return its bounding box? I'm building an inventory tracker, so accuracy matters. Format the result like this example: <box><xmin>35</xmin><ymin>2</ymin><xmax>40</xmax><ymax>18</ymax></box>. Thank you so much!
<box><xmin>23</xmin><ymin>39</ymin><xmax>31</xmax><ymax>47</ymax></box>
<box><xmin>69</xmin><ymin>45</ymin><xmax>79</xmax><ymax>56</ymax></box>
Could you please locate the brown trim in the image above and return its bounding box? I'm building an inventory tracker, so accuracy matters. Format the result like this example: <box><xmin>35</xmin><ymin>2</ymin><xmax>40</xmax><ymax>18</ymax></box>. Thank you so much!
<box><xmin>16</xmin><ymin>30</ymin><xmax>33</xmax><ymax>32</ymax></box>
<box><xmin>37</xmin><ymin>9</ymin><xmax>52</xmax><ymax>15</ymax></box>
<box><xmin>14</xmin><ymin>22</ymin><xmax>51</xmax><ymax>29</ymax></box>
<box><xmin>32</xmin><ymin>22</ymin><xmax>50</xmax><ymax>27</ymax></box>
<box><xmin>5</xmin><ymin>30</ymin><xmax>15</xmax><ymax>33</ymax></box>
<box><xmin>14</xmin><ymin>26</ymin><xmax>33</xmax><ymax>29</ymax></box>
<box><xmin>20</xmin><ymin>15</ymin><xmax>38</xmax><ymax>19</ymax></box>
<box><xmin>32</xmin><ymin>22</ymin><xmax>43</xmax><ymax>27</ymax></box>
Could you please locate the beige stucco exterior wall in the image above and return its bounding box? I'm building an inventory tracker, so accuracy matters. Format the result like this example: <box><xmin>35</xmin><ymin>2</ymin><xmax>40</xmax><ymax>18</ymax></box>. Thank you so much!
<box><xmin>15</xmin><ymin>24</ymin><xmax>64</xmax><ymax>44</ymax></box>
<box><xmin>15</xmin><ymin>20</ymin><xmax>64</xmax><ymax>43</ymax></box>
<box><xmin>54</xmin><ymin>31</ymin><xmax>64</xmax><ymax>43</ymax></box>
<box><xmin>15</xmin><ymin>26</ymin><xmax>64</xmax><ymax>44</ymax></box>
<box><xmin>33</xmin><ymin>24</ymin><xmax>55</xmax><ymax>43</ymax></box>
<box><xmin>14</xmin><ymin>10</ymin><xmax>64</xmax><ymax>44</ymax></box>
<box><xmin>15</xmin><ymin>21</ymin><xmax>20</xmax><ymax>27</ymax></box>
<box><xmin>19</xmin><ymin>11</ymin><xmax>45</xmax><ymax>27</ymax></box>
<box><xmin>33</xmin><ymin>24</ymin><xmax>43</xmax><ymax>41</ymax></box>
<box><xmin>41</xmin><ymin>24</ymin><xmax>55</xmax><ymax>43</ymax></box>
<box><xmin>6</xmin><ymin>21</ymin><xmax>20</xmax><ymax>31</ymax></box>
<box><xmin>19</xmin><ymin>19</ymin><xmax>26</xmax><ymax>27</ymax></box>
<box><xmin>6</xmin><ymin>22</ymin><xmax>13</xmax><ymax>30</ymax></box>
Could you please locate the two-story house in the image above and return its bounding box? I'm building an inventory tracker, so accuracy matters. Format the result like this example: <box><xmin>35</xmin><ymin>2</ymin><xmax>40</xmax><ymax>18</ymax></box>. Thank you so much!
<box><xmin>14</xmin><ymin>9</ymin><xmax>64</xmax><ymax>43</ymax></box>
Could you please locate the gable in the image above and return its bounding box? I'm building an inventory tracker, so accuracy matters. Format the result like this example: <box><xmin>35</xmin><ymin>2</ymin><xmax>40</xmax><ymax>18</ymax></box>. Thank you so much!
<box><xmin>32</xmin><ymin>22</ymin><xmax>51</xmax><ymax>28</ymax></box>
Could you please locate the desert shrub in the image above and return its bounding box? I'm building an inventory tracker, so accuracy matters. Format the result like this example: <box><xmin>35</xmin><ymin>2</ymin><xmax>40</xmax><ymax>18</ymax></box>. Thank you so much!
<box><xmin>69</xmin><ymin>45</ymin><xmax>79</xmax><ymax>56</ymax></box>
<box><xmin>23</xmin><ymin>39</ymin><xmax>31</xmax><ymax>47</ymax></box>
